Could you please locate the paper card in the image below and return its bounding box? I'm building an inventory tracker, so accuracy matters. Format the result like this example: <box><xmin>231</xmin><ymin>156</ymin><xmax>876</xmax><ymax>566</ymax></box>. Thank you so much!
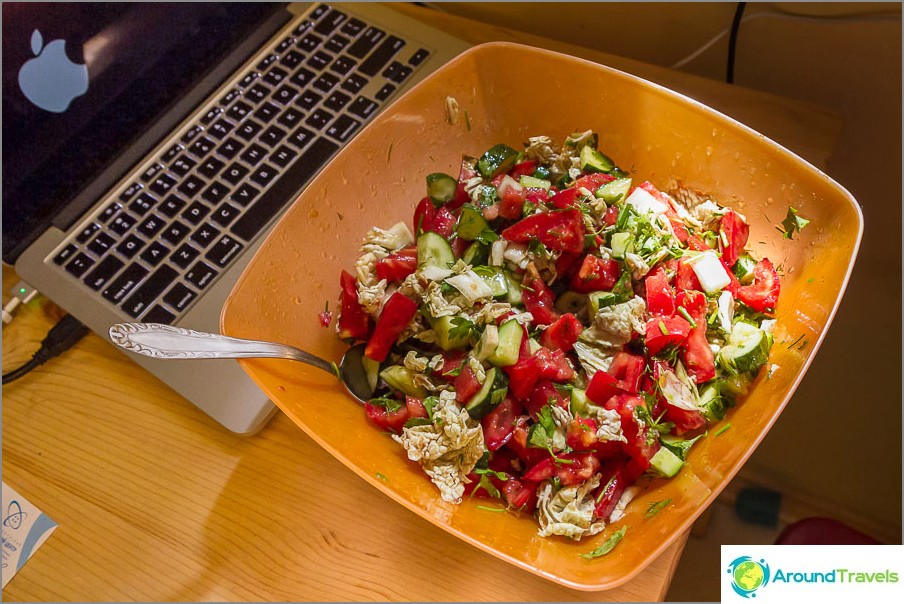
<box><xmin>2</xmin><ymin>481</ymin><xmax>57</xmax><ymax>588</ymax></box>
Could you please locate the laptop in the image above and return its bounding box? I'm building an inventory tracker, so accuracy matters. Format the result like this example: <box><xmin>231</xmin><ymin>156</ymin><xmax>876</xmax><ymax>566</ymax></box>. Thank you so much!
<box><xmin>3</xmin><ymin>2</ymin><xmax>469</xmax><ymax>434</ymax></box>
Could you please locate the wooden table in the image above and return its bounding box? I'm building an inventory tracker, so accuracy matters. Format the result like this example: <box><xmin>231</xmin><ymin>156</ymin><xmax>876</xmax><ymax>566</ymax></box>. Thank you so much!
<box><xmin>2</xmin><ymin>4</ymin><xmax>839</xmax><ymax>601</ymax></box>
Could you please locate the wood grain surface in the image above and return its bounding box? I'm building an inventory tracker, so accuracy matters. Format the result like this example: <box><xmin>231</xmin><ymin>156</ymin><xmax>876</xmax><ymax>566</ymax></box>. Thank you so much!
<box><xmin>2</xmin><ymin>4</ymin><xmax>839</xmax><ymax>601</ymax></box>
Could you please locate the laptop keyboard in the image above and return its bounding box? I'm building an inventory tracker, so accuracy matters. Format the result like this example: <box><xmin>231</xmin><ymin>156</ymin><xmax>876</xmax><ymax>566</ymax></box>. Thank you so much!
<box><xmin>51</xmin><ymin>4</ymin><xmax>432</xmax><ymax>325</ymax></box>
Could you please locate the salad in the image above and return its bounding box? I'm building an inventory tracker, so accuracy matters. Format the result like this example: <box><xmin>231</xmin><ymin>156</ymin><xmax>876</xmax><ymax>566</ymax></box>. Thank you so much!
<box><xmin>334</xmin><ymin>131</ymin><xmax>781</xmax><ymax>542</ymax></box>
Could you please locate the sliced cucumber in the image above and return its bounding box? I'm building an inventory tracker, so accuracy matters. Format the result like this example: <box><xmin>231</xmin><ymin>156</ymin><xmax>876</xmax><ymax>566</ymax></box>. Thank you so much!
<box><xmin>649</xmin><ymin>446</ymin><xmax>684</xmax><ymax>478</ymax></box>
<box><xmin>379</xmin><ymin>365</ymin><xmax>429</xmax><ymax>398</ymax></box>
<box><xmin>660</xmin><ymin>433</ymin><xmax>705</xmax><ymax>462</ymax></box>
<box><xmin>462</xmin><ymin>241</ymin><xmax>489</xmax><ymax>266</ymax></box>
<box><xmin>588</xmin><ymin>290</ymin><xmax>627</xmax><ymax>316</ymax></box>
<box><xmin>717</xmin><ymin>373</ymin><xmax>753</xmax><ymax>406</ymax></box>
<box><xmin>570</xmin><ymin>387</ymin><xmax>590</xmax><ymax>416</ymax></box>
<box><xmin>579</xmin><ymin>145</ymin><xmax>617</xmax><ymax>174</ymax></box>
<box><xmin>426</xmin><ymin>172</ymin><xmax>458</xmax><ymax>205</ymax></box>
<box><xmin>698</xmin><ymin>382</ymin><xmax>725</xmax><ymax>421</ymax></box>
<box><xmin>555</xmin><ymin>290</ymin><xmax>586</xmax><ymax>314</ymax></box>
<box><xmin>465</xmin><ymin>367</ymin><xmax>509</xmax><ymax>419</ymax></box>
<box><xmin>432</xmin><ymin>315</ymin><xmax>471</xmax><ymax>350</ymax></box>
<box><xmin>362</xmin><ymin>356</ymin><xmax>381</xmax><ymax>394</ymax></box>
<box><xmin>477</xmin><ymin>144</ymin><xmax>519</xmax><ymax>178</ymax></box>
<box><xmin>476</xmin><ymin>267</ymin><xmax>508</xmax><ymax>299</ymax></box>
<box><xmin>519</xmin><ymin>175</ymin><xmax>551</xmax><ymax>190</ymax></box>
<box><xmin>457</xmin><ymin>204</ymin><xmax>492</xmax><ymax>241</ymax></box>
<box><xmin>473</xmin><ymin>324</ymin><xmax>499</xmax><ymax>361</ymax></box>
<box><xmin>717</xmin><ymin>322</ymin><xmax>770</xmax><ymax>375</ymax></box>
<box><xmin>503</xmin><ymin>270</ymin><xmax>523</xmax><ymax>305</ymax></box>
<box><xmin>733</xmin><ymin>254</ymin><xmax>757</xmax><ymax>285</ymax></box>
<box><xmin>610</xmin><ymin>232</ymin><xmax>635</xmax><ymax>259</ymax></box>
<box><xmin>487</xmin><ymin>319</ymin><xmax>523</xmax><ymax>367</ymax></box>
<box><xmin>417</xmin><ymin>231</ymin><xmax>454</xmax><ymax>269</ymax></box>
<box><xmin>596</xmin><ymin>177</ymin><xmax>632</xmax><ymax>204</ymax></box>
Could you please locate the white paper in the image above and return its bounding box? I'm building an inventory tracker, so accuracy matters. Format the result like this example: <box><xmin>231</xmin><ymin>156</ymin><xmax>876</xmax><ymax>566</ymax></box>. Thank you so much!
<box><xmin>2</xmin><ymin>481</ymin><xmax>57</xmax><ymax>588</ymax></box>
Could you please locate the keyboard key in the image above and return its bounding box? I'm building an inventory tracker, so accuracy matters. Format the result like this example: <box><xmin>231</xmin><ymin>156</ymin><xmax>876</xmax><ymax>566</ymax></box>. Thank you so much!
<box><xmin>137</xmin><ymin>215</ymin><xmax>166</xmax><ymax>238</ymax></box>
<box><xmin>254</xmin><ymin>101</ymin><xmax>281</xmax><ymax>123</ymax></box>
<box><xmin>330</xmin><ymin>55</ymin><xmax>356</xmax><ymax>75</ymax></box>
<box><xmin>130</xmin><ymin>192</ymin><xmax>158</xmax><ymax>216</ymax></box>
<box><xmin>170</xmin><ymin>243</ymin><xmax>200</xmax><ymax>269</ymax></box>
<box><xmin>99</xmin><ymin>202</ymin><xmax>121</xmax><ymax>222</ymax></box>
<box><xmin>325</xmin><ymin>34</ymin><xmax>350</xmax><ymax>54</ymax></box>
<box><xmin>198</xmin><ymin>157</ymin><xmax>225</xmax><ymax>179</ymax></box>
<box><xmin>275</xmin><ymin>36</ymin><xmax>296</xmax><ymax>54</ymax></box>
<box><xmin>140</xmin><ymin>163</ymin><xmax>165</xmax><ymax>183</ymax></box>
<box><xmin>310</xmin><ymin>4</ymin><xmax>329</xmax><ymax>19</ymax></box>
<box><xmin>257</xmin><ymin>53</ymin><xmax>278</xmax><ymax>70</ymax></box>
<box><xmin>263</xmin><ymin>67</ymin><xmax>288</xmax><ymax>87</ymax></box>
<box><xmin>409</xmin><ymin>47</ymin><xmax>430</xmax><ymax>66</ymax></box>
<box><xmin>76</xmin><ymin>222</ymin><xmax>100</xmax><ymax>243</ymax></box>
<box><xmin>358</xmin><ymin>36</ymin><xmax>405</xmax><ymax>76</ymax></box>
<box><xmin>116</xmin><ymin>234</ymin><xmax>145</xmax><ymax>259</ymax></box>
<box><xmin>159</xmin><ymin>195</ymin><xmax>187</xmax><ymax>218</ymax></box>
<box><xmin>272</xmin><ymin>84</ymin><xmax>299</xmax><ymax>105</ymax></box>
<box><xmin>102</xmin><ymin>262</ymin><xmax>148</xmax><ymax>304</ymax></box>
<box><xmin>280</xmin><ymin>50</ymin><xmax>305</xmax><ymax>69</ymax></box>
<box><xmin>374</xmin><ymin>82</ymin><xmax>396</xmax><ymax>102</ymax></box>
<box><xmin>120</xmin><ymin>182</ymin><xmax>144</xmax><ymax>201</ymax></box>
<box><xmin>221</xmin><ymin>162</ymin><xmax>250</xmax><ymax>185</ymax></box>
<box><xmin>191</xmin><ymin>223</ymin><xmax>221</xmax><ymax>248</ymax></box>
<box><xmin>383</xmin><ymin>60</ymin><xmax>413</xmax><ymax>84</ymax></box>
<box><xmin>297</xmin><ymin>33</ymin><xmax>323</xmax><ymax>53</ymax></box>
<box><xmin>231</xmin><ymin>138</ymin><xmax>339</xmax><ymax>242</ymax></box>
<box><xmin>313</xmin><ymin>73</ymin><xmax>339</xmax><ymax>93</ymax></box>
<box><xmin>161</xmin><ymin>143</ymin><xmax>184</xmax><ymax>163</ymax></box>
<box><xmin>324</xmin><ymin>90</ymin><xmax>351</xmax><ymax>112</ymax></box>
<box><xmin>240</xmin><ymin>144</ymin><xmax>267</xmax><ymax>166</ymax></box>
<box><xmin>239</xmin><ymin>71</ymin><xmax>260</xmax><ymax>88</ymax></box>
<box><xmin>201</xmin><ymin>106</ymin><xmax>224</xmax><ymax>124</ymax></box>
<box><xmin>140</xmin><ymin>241</ymin><xmax>170</xmax><ymax>266</ymax></box>
<box><xmin>66</xmin><ymin>253</ymin><xmax>95</xmax><ymax>278</ymax></box>
<box><xmin>293</xmin><ymin>19</ymin><xmax>314</xmax><ymax>37</ymax></box>
<box><xmin>201</xmin><ymin>181</ymin><xmax>229</xmax><ymax>204</ymax></box>
<box><xmin>161</xmin><ymin>221</ymin><xmax>191</xmax><ymax>245</ymax></box>
<box><xmin>341</xmin><ymin>18</ymin><xmax>366</xmax><ymax>37</ymax></box>
<box><xmin>142</xmin><ymin>305</ymin><xmax>176</xmax><ymax>324</ymax></box>
<box><xmin>231</xmin><ymin>183</ymin><xmax>259</xmax><ymax>207</ymax></box>
<box><xmin>314</xmin><ymin>9</ymin><xmax>346</xmax><ymax>35</ymax></box>
<box><xmin>171</xmin><ymin>155</ymin><xmax>197</xmax><ymax>177</ymax></box>
<box><xmin>296</xmin><ymin>90</ymin><xmax>322</xmax><ymax>111</ymax></box>
<box><xmin>348</xmin><ymin>26</ymin><xmax>385</xmax><ymax>59</ymax></box>
<box><xmin>270</xmin><ymin>145</ymin><xmax>298</xmax><ymax>168</ymax></box>
<box><xmin>290</xmin><ymin>66</ymin><xmax>316</xmax><ymax>88</ymax></box>
<box><xmin>163</xmin><ymin>283</ymin><xmax>197</xmax><ymax>312</ymax></box>
<box><xmin>307</xmin><ymin>50</ymin><xmax>333</xmax><ymax>71</ymax></box>
<box><xmin>306</xmin><ymin>108</ymin><xmax>333</xmax><ymax>130</ymax></box>
<box><xmin>342</xmin><ymin>73</ymin><xmax>368</xmax><ymax>94</ymax></box>
<box><xmin>185</xmin><ymin>261</ymin><xmax>218</xmax><ymax>290</ymax></box>
<box><xmin>208</xmin><ymin>119</ymin><xmax>235</xmax><ymax>140</ymax></box>
<box><xmin>206</xmin><ymin>234</ymin><xmax>245</xmax><ymax>267</ymax></box>
<box><xmin>84</xmin><ymin>255</ymin><xmax>124</xmax><ymax>291</ymax></box>
<box><xmin>227</xmin><ymin>101</ymin><xmax>253</xmax><ymax>122</ymax></box>
<box><xmin>287</xmin><ymin>126</ymin><xmax>316</xmax><ymax>149</ymax></box>
<box><xmin>211</xmin><ymin>203</ymin><xmax>241</xmax><ymax>228</ymax></box>
<box><xmin>188</xmin><ymin>136</ymin><xmax>216</xmax><ymax>158</ymax></box>
<box><xmin>349</xmin><ymin>96</ymin><xmax>378</xmax><ymax>119</ymax></box>
<box><xmin>178</xmin><ymin>175</ymin><xmax>206</xmax><ymax>197</ymax></box>
<box><xmin>217</xmin><ymin>138</ymin><xmax>245</xmax><ymax>160</ymax></box>
<box><xmin>260</xmin><ymin>125</ymin><xmax>287</xmax><ymax>147</ymax></box>
<box><xmin>245</xmin><ymin>83</ymin><xmax>270</xmax><ymax>105</ymax></box>
<box><xmin>54</xmin><ymin>244</ymin><xmax>78</xmax><ymax>265</ymax></box>
<box><xmin>110</xmin><ymin>213</ymin><xmax>137</xmax><ymax>236</ymax></box>
<box><xmin>181</xmin><ymin>125</ymin><xmax>205</xmax><ymax>144</ymax></box>
<box><xmin>219</xmin><ymin>87</ymin><xmax>242</xmax><ymax>106</ymax></box>
<box><xmin>87</xmin><ymin>232</ymin><xmax>116</xmax><ymax>256</ymax></box>
<box><xmin>149</xmin><ymin>174</ymin><xmax>178</xmax><ymax>196</ymax></box>
<box><xmin>236</xmin><ymin>119</ymin><xmax>263</xmax><ymax>141</ymax></box>
<box><xmin>250</xmin><ymin>163</ymin><xmax>279</xmax><ymax>187</ymax></box>
<box><xmin>277</xmin><ymin>107</ymin><xmax>304</xmax><ymax>129</ymax></box>
<box><xmin>182</xmin><ymin>201</ymin><xmax>210</xmax><ymax>225</ymax></box>
<box><xmin>325</xmin><ymin>114</ymin><xmax>361</xmax><ymax>143</ymax></box>
<box><xmin>121</xmin><ymin>265</ymin><xmax>179</xmax><ymax>318</ymax></box>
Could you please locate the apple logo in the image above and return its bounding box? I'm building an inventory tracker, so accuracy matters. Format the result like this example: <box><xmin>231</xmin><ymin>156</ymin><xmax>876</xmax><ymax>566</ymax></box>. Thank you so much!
<box><xmin>18</xmin><ymin>29</ymin><xmax>89</xmax><ymax>113</ymax></box>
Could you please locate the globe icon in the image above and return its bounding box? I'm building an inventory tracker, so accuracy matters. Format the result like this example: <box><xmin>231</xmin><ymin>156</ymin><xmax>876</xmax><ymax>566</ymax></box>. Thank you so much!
<box><xmin>733</xmin><ymin>560</ymin><xmax>765</xmax><ymax>592</ymax></box>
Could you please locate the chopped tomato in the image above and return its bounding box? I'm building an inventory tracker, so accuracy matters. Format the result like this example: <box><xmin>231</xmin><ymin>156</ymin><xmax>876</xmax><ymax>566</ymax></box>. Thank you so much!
<box><xmin>608</xmin><ymin>352</ymin><xmax>646</xmax><ymax>393</ymax></box>
<box><xmin>437</xmin><ymin>350</ymin><xmax>467</xmax><ymax>380</ymax></box>
<box><xmin>536</xmin><ymin>347</ymin><xmax>575</xmax><ymax>382</ymax></box>
<box><xmin>525</xmin><ymin>379</ymin><xmax>568</xmax><ymax>420</ymax></box>
<box><xmin>509</xmin><ymin>159</ymin><xmax>538</xmax><ymax>179</ymax></box>
<box><xmin>521</xmin><ymin>272</ymin><xmax>560</xmax><ymax>326</ymax></box>
<box><xmin>556</xmin><ymin>452</ymin><xmax>601</xmax><ymax>487</ymax></box>
<box><xmin>566</xmin><ymin>417</ymin><xmax>599</xmax><ymax>451</ymax></box>
<box><xmin>574</xmin><ymin>172</ymin><xmax>615</xmax><ymax>192</ymax></box>
<box><xmin>364</xmin><ymin>399</ymin><xmax>408</xmax><ymax>433</ymax></box>
<box><xmin>569</xmin><ymin>254</ymin><xmax>620</xmax><ymax>293</ymax></box>
<box><xmin>669</xmin><ymin>218</ymin><xmax>690</xmax><ymax>244</ymax></box>
<box><xmin>522</xmin><ymin>457</ymin><xmax>555</xmax><ymax>482</ymax></box>
<box><xmin>644</xmin><ymin>315</ymin><xmax>692</xmax><ymax>354</ymax></box>
<box><xmin>364</xmin><ymin>292</ymin><xmax>418</xmax><ymax>362</ymax></box>
<box><xmin>337</xmin><ymin>269</ymin><xmax>371</xmax><ymax>341</ymax></box>
<box><xmin>686</xmin><ymin>234</ymin><xmax>710</xmax><ymax>251</ymax></box>
<box><xmin>638</xmin><ymin>181</ymin><xmax>674</xmax><ymax>208</ymax></box>
<box><xmin>585</xmin><ymin>370</ymin><xmax>623</xmax><ymax>407</ymax></box>
<box><xmin>539</xmin><ymin>313</ymin><xmax>583</xmax><ymax>353</ymax></box>
<box><xmin>502</xmin><ymin>478</ymin><xmax>539</xmax><ymax>511</ymax></box>
<box><xmin>663</xmin><ymin>404</ymin><xmax>706</xmax><ymax>435</ymax></box>
<box><xmin>676</xmin><ymin>290</ymin><xmax>716</xmax><ymax>383</ymax></box>
<box><xmin>375</xmin><ymin>246</ymin><xmax>418</xmax><ymax>283</ymax></box>
<box><xmin>406</xmin><ymin>396</ymin><xmax>428</xmax><ymax>419</ymax></box>
<box><xmin>454</xmin><ymin>365</ymin><xmax>482</xmax><ymax>403</ymax></box>
<box><xmin>549</xmin><ymin>187</ymin><xmax>580</xmax><ymax>209</ymax></box>
<box><xmin>644</xmin><ymin>265</ymin><xmax>675</xmax><ymax>316</ymax></box>
<box><xmin>555</xmin><ymin>251</ymin><xmax>583</xmax><ymax>281</ymax></box>
<box><xmin>603</xmin><ymin>204</ymin><xmax>619</xmax><ymax>226</ymax></box>
<box><xmin>501</xmin><ymin>208</ymin><xmax>586</xmax><ymax>253</ymax></box>
<box><xmin>482</xmin><ymin>396</ymin><xmax>522</xmax><ymax>451</ymax></box>
<box><xmin>413</xmin><ymin>196</ymin><xmax>456</xmax><ymax>238</ymax></box>
<box><xmin>719</xmin><ymin>210</ymin><xmax>749</xmax><ymax>266</ymax></box>
<box><xmin>737</xmin><ymin>258</ymin><xmax>781</xmax><ymax>312</ymax></box>
<box><xmin>676</xmin><ymin>258</ymin><xmax>702</xmax><ymax>291</ymax></box>
<box><xmin>604</xmin><ymin>394</ymin><xmax>660</xmax><ymax>469</ymax></box>
<box><xmin>505</xmin><ymin>355</ymin><xmax>542</xmax><ymax>400</ymax></box>
<box><xmin>499</xmin><ymin>185</ymin><xmax>527</xmax><ymax>219</ymax></box>
<box><xmin>509</xmin><ymin>416</ymin><xmax>548</xmax><ymax>466</ymax></box>
<box><xmin>449</xmin><ymin>157</ymin><xmax>477</xmax><ymax>210</ymax></box>
<box><xmin>593</xmin><ymin>464</ymin><xmax>627</xmax><ymax>521</ymax></box>
<box><xmin>722</xmin><ymin>258</ymin><xmax>741</xmax><ymax>296</ymax></box>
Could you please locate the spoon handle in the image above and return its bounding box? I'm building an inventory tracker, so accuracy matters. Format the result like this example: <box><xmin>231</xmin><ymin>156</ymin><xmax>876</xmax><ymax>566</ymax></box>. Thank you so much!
<box><xmin>108</xmin><ymin>322</ymin><xmax>335</xmax><ymax>375</ymax></box>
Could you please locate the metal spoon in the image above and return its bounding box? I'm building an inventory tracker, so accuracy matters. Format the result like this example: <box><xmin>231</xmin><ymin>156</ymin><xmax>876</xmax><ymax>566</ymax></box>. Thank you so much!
<box><xmin>108</xmin><ymin>322</ymin><xmax>373</xmax><ymax>403</ymax></box>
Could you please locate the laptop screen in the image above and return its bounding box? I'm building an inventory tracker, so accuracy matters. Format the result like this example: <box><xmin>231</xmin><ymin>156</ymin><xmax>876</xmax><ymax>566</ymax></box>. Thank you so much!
<box><xmin>2</xmin><ymin>2</ymin><xmax>284</xmax><ymax>261</ymax></box>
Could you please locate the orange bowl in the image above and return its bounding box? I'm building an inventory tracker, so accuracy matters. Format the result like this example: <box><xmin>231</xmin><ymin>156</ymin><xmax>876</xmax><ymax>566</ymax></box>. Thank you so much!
<box><xmin>221</xmin><ymin>42</ymin><xmax>862</xmax><ymax>591</ymax></box>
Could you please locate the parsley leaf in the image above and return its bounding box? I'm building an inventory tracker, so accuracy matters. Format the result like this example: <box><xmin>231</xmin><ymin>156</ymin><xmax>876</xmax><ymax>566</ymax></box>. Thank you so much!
<box><xmin>777</xmin><ymin>206</ymin><xmax>811</xmax><ymax>239</ymax></box>
<box><xmin>645</xmin><ymin>498</ymin><xmax>672</xmax><ymax>518</ymax></box>
<box><xmin>368</xmin><ymin>397</ymin><xmax>403</xmax><ymax>412</ymax></box>
<box><xmin>404</xmin><ymin>417</ymin><xmax>432</xmax><ymax>428</ymax></box>
<box><xmin>475</xmin><ymin>227</ymin><xmax>500</xmax><ymax>245</ymax></box>
<box><xmin>580</xmin><ymin>527</ymin><xmax>627</xmax><ymax>559</ymax></box>
<box><xmin>448</xmin><ymin>316</ymin><xmax>478</xmax><ymax>341</ymax></box>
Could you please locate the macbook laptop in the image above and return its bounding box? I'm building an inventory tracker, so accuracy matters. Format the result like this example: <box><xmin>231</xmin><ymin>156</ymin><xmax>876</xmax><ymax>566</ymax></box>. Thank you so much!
<box><xmin>3</xmin><ymin>2</ymin><xmax>468</xmax><ymax>434</ymax></box>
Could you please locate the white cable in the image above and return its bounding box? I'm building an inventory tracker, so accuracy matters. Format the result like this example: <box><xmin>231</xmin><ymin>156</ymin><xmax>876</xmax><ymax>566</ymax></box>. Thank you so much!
<box><xmin>671</xmin><ymin>9</ymin><xmax>901</xmax><ymax>70</ymax></box>
<box><xmin>3</xmin><ymin>298</ymin><xmax>21</xmax><ymax>324</ymax></box>
<box><xmin>2</xmin><ymin>281</ymin><xmax>39</xmax><ymax>327</ymax></box>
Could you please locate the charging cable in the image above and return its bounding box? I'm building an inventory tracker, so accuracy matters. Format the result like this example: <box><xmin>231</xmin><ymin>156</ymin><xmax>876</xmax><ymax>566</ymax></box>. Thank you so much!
<box><xmin>2</xmin><ymin>314</ymin><xmax>89</xmax><ymax>385</ymax></box>
<box><xmin>3</xmin><ymin>281</ymin><xmax>39</xmax><ymax>325</ymax></box>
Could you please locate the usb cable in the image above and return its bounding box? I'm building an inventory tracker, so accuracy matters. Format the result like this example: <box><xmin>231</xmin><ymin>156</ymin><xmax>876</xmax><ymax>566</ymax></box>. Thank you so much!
<box><xmin>2</xmin><ymin>281</ymin><xmax>39</xmax><ymax>325</ymax></box>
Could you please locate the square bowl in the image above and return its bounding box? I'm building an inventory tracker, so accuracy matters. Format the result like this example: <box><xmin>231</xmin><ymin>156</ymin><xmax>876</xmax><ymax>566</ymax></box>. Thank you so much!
<box><xmin>221</xmin><ymin>42</ymin><xmax>862</xmax><ymax>591</ymax></box>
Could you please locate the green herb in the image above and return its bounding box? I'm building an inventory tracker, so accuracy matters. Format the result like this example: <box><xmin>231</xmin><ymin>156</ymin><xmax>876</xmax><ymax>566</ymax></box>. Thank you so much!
<box><xmin>777</xmin><ymin>206</ymin><xmax>811</xmax><ymax>239</ymax></box>
<box><xmin>376</xmin><ymin>472</ymin><xmax>388</xmax><ymax>482</ymax></box>
<box><xmin>448</xmin><ymin>316</ymin><xmax>478</xmax><ymax>341</ymax></box>
<box><xmin>658</xmin><ymin>320</ymin><xmax>669</xmax><ymax>336</ymax></box>
<box><xmin>528</xmin><ymin>239</ymin><xmax>552</xmax><ymax>260</ymax></box>
<box><xmin>527</xmin><ymin>404</ymin><xmax>567</xmax><ymax>455</ymax></box>
<box><xmin>369</xmin><ymin>397</ymin><xmax>403</xmax><ymax>412</ymax></box>
<box><xmin>637</xmin><ymin>394</ymin><xmax>674</xmax><ymax>436</ymax></box>
<box><xmin>661</xmin><ymin>432</ymin><xmax>706</xmax><ymax>461</ymax></box>
<box><xmin>476</xmin><ymin>505</ymin><xmax>504</xmax><ymax>513</ymax></box>
<box><xmin>404</xmin><ymin>417</ymin><xmax>432</xmax><ymax>428</ymax></box>
<box><xmin>645</xmin><ymin>498</ymin><xmax>672</xmax><ymax>518</ymax></box>
<box><xmin>677</xmin><ymin>306</ymin><xmax>697</xmax><ymax>328</ymax></box>
<box><xmin>807</xmin><ymin>277</ymin><xmax>815</xmax><ymax>284</ymax></box>
<box><xmin>715</xmin><ymin>423</ymin><xmax>732</xmax><ymax>437</ymax></box>
<box><xmin>423</xmin><ymin>395</ymin><xmax>439</xmax><ymax>421</ymax></box>
<box><xmin>522</xmin><ymin>200</ymin><xmax>538</xmax><ymax>218</ymax></box>
<box><xmin>330</xmin><ymin>361</ymin><xmax>341</xmax><ymax>379</ymax></box>
<box><xmin>786</xmin><ymin>334</ymin><xmax>805</xmax><ymax>349</ymax></box>
<box><xmin>595</xmin><ymin>474</ymin><xmax>618</xmax><ymax>504</ymax></box>
<box><xmin>475</xmin><ymin>227</ymin><xmax>500</xmax><ymax>246</ymax></box>
<box><xmin>580</xmin><ymin>527</ymin><xmax>627</xmax><ymax>559</ymax></box>
<box><xmin>797</xmin><ymin>338</ymin><xmax>809</xmax><ymax>351</ymax></box>
<box><xmin>387</xmin><ymin>143</ymin><xmax>393</xmax><ymax>163</ymax></box>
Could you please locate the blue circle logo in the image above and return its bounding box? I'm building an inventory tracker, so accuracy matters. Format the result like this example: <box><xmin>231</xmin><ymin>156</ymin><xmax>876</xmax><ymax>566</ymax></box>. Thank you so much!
<box><xmin>727</xmin><ymin>556</ymin><xmax>771</xmax><ymax>598</ymax></box>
